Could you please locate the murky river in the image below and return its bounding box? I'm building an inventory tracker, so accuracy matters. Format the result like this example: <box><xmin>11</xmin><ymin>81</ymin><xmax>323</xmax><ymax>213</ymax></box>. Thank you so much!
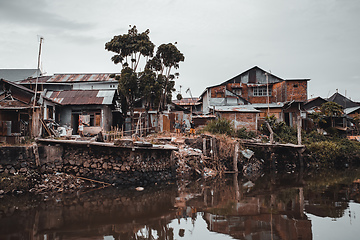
<box><xmin>1</xmin><ymin>168</ymin><xmax>360</xmax><ymax>240</ymax></box>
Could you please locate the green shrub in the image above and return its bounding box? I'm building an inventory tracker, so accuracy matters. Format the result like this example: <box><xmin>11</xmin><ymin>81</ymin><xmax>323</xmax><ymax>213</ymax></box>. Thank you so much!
<box><xmin>303</xmin><ymin>130</ymin><xmax>327</xmax><ymax>144</ymax></box>
<box><xmin>260</xmin><ymin>115</ymin><xmax>297</xmax><ymax>144</ymax></box>
<box><xmin>235</xmin><ymin>127</ymin><xmax>256</xmax><ymax>139</ymax></box>
<box><xmin>306</xmin><ymin>141</ymin><xmax>341</xmax><ymax>166</ymax></box>
<box><xmin>204</xmin><ymin>118</ymin><xmax>234</xmax><ymax>135</ymax></box>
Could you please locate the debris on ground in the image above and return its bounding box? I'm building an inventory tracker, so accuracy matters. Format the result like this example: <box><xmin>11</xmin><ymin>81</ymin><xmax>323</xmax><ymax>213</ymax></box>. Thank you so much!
<box><xmin>29</xmin><ymin>172</ymin><xmax>94</xmax><ymax>194</ymax></box>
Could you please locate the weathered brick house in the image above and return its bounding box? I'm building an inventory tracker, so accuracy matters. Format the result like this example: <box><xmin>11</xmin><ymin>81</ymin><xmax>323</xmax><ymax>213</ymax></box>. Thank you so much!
<box><xmin>0</xmin><ymin>79</ymin><xmax>57</xmax><ymax>141</ymax></box>
<box><xmin>18</xmin><ymin>73</ymin><xmax>119</xmax><ymax>135</ymax></box>
<box><xmin>200</xmin><ymin>66</ymin><xmax>310</xmax><ymax>130</ymax></box>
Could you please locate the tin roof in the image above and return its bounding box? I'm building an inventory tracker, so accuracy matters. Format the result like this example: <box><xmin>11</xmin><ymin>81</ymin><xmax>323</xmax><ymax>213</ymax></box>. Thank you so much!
<box><xmin>46</xmin><ymin>73</ymin><xmax>118</xmax><ymax>83</ymax></box>
<box><xmin>45</xmin><ymin>90</ymin><xmax>115</xmax><ymax>105</ymax></box>
<box><xmin>212</xmin><ymin>105</ymin><xmax>260</xmax><ymax>113</ymax></box>
<box><xmin>345</xmin><ymin>106</ymin><xmax>360</xmax><ymax>115</ymax></box>
<box><xmin>0</xmin><ymin>99</ymin><xmax>32</xmax><ymax>109</ymax></box>
<box><xmin>17</xmin><ymin>75</ymin><xmax>52</xmax><ymax>84</ymax></box>
<box><xmin>250</xmin><ymin>103</ymin><xmax>285</xmax><ymax>109</ymax></box>
<box><xmin>173</xmin><ymin>97</ymin><xmax>201</xmax><ymax>106</ymax></box>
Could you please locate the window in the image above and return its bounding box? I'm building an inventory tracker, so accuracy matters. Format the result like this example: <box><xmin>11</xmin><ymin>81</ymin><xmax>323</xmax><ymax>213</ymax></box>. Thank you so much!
<box><xmin>233</xmin><ymin>88</ymin><xmax>242</xmax><ymax>95</ymax></box>
<box><xmin>47</xmin><ymin>106</ymin><xmax>54</xmax><ymax>119</ymax></box>
<box><xmin>253</xmin><ymin>86</ymin><xmax>271</xmax><ymax>96</ymax></box>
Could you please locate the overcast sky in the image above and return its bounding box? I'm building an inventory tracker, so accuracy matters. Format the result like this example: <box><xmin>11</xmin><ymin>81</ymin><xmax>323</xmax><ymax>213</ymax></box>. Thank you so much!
<box><xmin>0</xmin><ymin>0</ymin><xmax>359</xmax><ymax>101</ymax></box>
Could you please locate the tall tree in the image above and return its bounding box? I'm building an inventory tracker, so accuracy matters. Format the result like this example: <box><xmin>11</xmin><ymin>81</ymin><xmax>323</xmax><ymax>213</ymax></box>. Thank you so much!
<box><xmin>147</xmin><ymin>43</ymin><xmax>185</xmax><ymax>111</ymax></box>
<box><xmin>106</xmin><ymin>26</ymin><xmax>155</xmax><ymax>131</ymax></box>
<box><xmin>105</xmin><ymin>26</ymin><xmax>184</xmax><ymax>132</ymax></box>
<box><xmin>320</xmin><ymin>102</ymin><xmax>344</xmax><ymax>127</ymax></box>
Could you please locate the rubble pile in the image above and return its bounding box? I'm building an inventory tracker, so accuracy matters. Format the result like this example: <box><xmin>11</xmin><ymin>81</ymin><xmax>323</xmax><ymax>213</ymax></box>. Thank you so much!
<box><xmin>174</xmin><ymin>146</ymin><xmax>204</xmax><ymax>179</ymax></box>
<box><xmin>29</xmin><ymin>172</ymin><xmax>92</xmax><ymax>194</ymax></box>
<box><xmin>174</xmin><ymin>144</ymin><xmax>221</xmax><ymax>179</ymax></box>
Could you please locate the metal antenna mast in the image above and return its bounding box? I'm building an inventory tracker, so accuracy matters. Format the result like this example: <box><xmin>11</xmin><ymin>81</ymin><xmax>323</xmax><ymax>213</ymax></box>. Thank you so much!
<box><xmin>33</xmin><ymin>36</ymin><xmax>44</xmax><ymax>110</ymax></box>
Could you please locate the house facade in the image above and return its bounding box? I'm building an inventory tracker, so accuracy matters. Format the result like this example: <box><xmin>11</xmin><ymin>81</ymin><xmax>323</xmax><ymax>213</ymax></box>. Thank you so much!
<box><xmin>200</xmin><ymin>66</ymin><xmax>310</xmax><ymax>131</ymax></box>
<box><xmin>44</xmin><ymin>90</ymin><xmax>115</xmax><ymax>135</ymax></box>
<box><xmin>0</xmin><ymin>79</ymin><xmax>57</xmax><ymax>140</ymax></box>
<box><xmin>18</xmin><ymin>73</ymin><xmax>120</xmax><ymax>136</ymax></box>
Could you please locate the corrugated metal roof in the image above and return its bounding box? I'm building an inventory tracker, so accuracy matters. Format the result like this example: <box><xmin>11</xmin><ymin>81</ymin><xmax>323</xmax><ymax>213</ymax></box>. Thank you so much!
<box><xmin>212</xmin><ymin>105</ymin><xmax>260</xmax><ymax>113</ymax></box>
<box><xmin>251</xmin><ymin>103</ymin><xmax>284</xmax><ymax>108</ymax></box>
<box><xmin>0</xmin><ymin>99</ymin><xmax>31</xmax><ymax>109</ymax></box>
<box><xmin>96</xmin><ymin>90</ymin><xmax>115</xmax><ymax>105</ymax></box>
<box><xmin>17</xmin><ymin>76</ymin><xmax>52</xmax><ymax>84</ymax></box>
<box><xmin>173</xmin><ymin>97</ymin><xmax>200</xmax><ymax>105</ymax></box>
<box><xmin>345</xmin><ymin>106</ymin><xmax>360</xmax><ymax>115</ymax></box>
<box><xmin>46</xmin><ymin>90</ymin><xmax>115</xmax><ymax>105</ymax></box>
<box><xmin>46</xmin><ymin>73</ymin><xmax>118</xmax><ymax>83</ymax></box>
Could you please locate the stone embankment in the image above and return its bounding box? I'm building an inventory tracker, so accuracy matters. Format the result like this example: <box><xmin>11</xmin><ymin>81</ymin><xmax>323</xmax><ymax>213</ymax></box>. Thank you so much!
<box><xmin>0</xmin><ymin>134</ymin><xmax>264</xmax><ymax>195</ymax></box>
<box><xmin>0</xmin><ymin>139</ymin><xmax>177</xmax><ymax>194</ymax></box>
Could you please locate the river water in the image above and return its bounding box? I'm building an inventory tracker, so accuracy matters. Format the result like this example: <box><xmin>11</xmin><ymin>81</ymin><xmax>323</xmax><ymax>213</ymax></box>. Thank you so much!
<box><xmin>1</xmin><ymin>168</ymin><xmax>360</xmax><ymax>240</ymax></box>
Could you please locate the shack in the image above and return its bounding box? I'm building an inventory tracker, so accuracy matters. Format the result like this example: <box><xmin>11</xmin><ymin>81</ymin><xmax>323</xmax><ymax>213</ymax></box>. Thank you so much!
<box><xmin>45</xmin><ymin>89</ymin><xmax>116</xmax><ymax>135</ymax></box>
<box><xmin>0</xmin><ymin>79</ymin><xmax>47</xmax><ymax>141</ymax></box>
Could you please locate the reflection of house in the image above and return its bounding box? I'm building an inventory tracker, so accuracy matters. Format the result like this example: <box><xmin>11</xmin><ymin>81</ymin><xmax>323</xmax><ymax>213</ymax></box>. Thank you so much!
<box><xmin>199</xmin><ymin>183</ymin><xmax>311</xmax><ymax>240</ymax></box>
<box><xmin>45</xmin><ymin>90</ymin><xmax>115</xmax><ymax>135</ymax></box>
<box><xmin>200</xmin><ymin>66</ymin><xmax>310</xmax><ymax>130</ymax></box>
<box><xmin>0</xmin><ymin>79</ymin><xmax>57</xmax><ymax>141</ymax></box>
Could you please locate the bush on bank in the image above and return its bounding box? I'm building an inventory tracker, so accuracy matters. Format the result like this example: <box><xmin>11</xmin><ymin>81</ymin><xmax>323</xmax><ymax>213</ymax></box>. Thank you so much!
<box><xmin>203</xmin><ymin>118</ymin><xmax>256</xmax><ymax>139</ymax></box>
<box><xmin>204</xmin><ymin>117</ymin><xmax>360</xmax><ymax>168</ymax></box>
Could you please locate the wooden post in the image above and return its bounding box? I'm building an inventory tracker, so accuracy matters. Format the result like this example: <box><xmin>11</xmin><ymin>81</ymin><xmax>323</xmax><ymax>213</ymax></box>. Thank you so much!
<box><xmin>234</xmin><ymin>142</ymin><xmax>239</xmax><ymax>172</ymax></box>
<box><xmin>210</xmin><ymin>137</ymin><xmax>214</xmax><ymax>160</ymax></box>
<box><xmin>32</xmin><ymin>143</ymin><xmax>40</xmax><ymax>167</ymax></box>
<box><xmin>266</xmin><ymin>122</ymin><xmax>274</xmax><ymax>144</ymax></box>
<box><xmin>299</xmin><ymin>187</ymin><xmax>304</xmax><ymax>218</ymax></box>
<box><xmin>270</xmin><ymin>151</ymin><xmax>276</xmax><ymax>171</ymax></box>
<box><xmin>297</xmin><ymin>115</ymin><xmax>302</xmax><ymax>145</ymax></box>
<box><xmin>212</xmin><ymin>138</ymin><xmax>217</xmax><ymax>160</ymax></box>
<box><xmin>203</xmin><ymin>138</ymin><xmax>207</xmax><ymax>156</ymax></box>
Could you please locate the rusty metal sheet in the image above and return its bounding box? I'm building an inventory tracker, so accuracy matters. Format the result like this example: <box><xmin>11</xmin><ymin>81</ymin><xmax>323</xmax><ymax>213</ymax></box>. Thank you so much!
<box><xmin>173</xmin><ymin>97</ymin><xmax>200</xmax><ymax>106</ymax></box>
<box><xmin>47</xmin><ymin>90</ymin><xmax>115</xmax><ymax>105</ymax></box>
<box><xmin>46</xmin><ymin>74</ymin><xmax>117</xmax><ymax>83</ymax></box>
<box><xmin>17</xmin><ymin>76</ymin><xmax>51</xmax><ymax>84</ymax></box>
<box><xmin>0</xmin><ymin>99</ymin><xmax>31</xmax><ymax>109</ymax></box>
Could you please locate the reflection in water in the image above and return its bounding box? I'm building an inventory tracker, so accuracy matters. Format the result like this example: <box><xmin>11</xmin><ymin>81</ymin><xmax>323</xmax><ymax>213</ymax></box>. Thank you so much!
<box><xmin>1</xmin><ymin>169</ymin><xmax>360</xmax><ymax>240</ymax></box>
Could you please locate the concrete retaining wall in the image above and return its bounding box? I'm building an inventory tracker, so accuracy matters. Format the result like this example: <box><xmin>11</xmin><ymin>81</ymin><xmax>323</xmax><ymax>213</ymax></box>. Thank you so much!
<box><xmin>0</xmin><ymin>142</ymin><xmax>176</xmax><ymax>186</ymax></box>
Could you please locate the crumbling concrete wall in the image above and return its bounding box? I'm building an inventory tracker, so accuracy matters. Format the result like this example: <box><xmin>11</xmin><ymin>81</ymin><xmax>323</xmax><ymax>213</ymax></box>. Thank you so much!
<box><xmin>0</xmin><ymin>146</ymin><xmax>37</xmax><ymax>174</ymax></box>
<box><xmin>38</xmin><ymin>143</ymin><xmax>176</xmax><ymax>185</ymax></box>
<box><xmin>0</xmin><ymin>143</ymin><xmax>176</xmax><ymax>186</ymax></box>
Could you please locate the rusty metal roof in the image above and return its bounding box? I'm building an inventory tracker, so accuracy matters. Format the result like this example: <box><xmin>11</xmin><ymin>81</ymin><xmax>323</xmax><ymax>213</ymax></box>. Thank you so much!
<box><xmin>212</xmin><ymin>105</ymin><xmax>260</xmax><ymax>113</ymax></box>
<box><xmin>46</xmin><ymin>90</ymin><xmax>115</xmax><ymax>105</ymax></box>
<box><xmin>46</xmin><ymin>73</ymin><xmax>118</xmax><ymax>83</ymax></box>
<box><xmin>0</xmin><ymin>99</ymin><xmax>31</xmax><ymax>109</ymax></box>
<box><xmin>173</xmin><ymin>97</ymin><xmax>200</xmax><ymax>106</ymax></box>
<box><xmin>17</xmin><ymin>75</ymin><xmax>52</xmax><ymax>84</ymax></box>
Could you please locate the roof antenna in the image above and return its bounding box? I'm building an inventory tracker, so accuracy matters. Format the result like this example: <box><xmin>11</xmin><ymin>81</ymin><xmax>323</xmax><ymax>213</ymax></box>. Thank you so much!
<box><xmin>33</xmin><ymin>36</ymin><xmax>44</xmax><ymax>110</ymax></box>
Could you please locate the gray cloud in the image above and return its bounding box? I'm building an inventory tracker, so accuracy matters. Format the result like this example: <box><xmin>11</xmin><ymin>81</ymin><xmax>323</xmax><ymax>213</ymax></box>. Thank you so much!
<box><xmin>0</xmin><ymin>0</ymin><xmax>92</xmax><ymax>30</ymax></box>
<box><xmin>0</xmin><ymin>0</ymin><xmax>359</xmax><ymax>101</ymax></box>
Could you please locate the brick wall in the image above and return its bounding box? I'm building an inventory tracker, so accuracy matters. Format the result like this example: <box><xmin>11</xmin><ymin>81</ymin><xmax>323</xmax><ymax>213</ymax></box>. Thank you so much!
<box><xmin>220</xmin><ymin>112</ymin><xmax>258</xmax><ymax>131</ymax></box>
<box><xmin>286</xmin><ymin>81</ymin><xmax>308</xmax><ymax>102</ymax></box>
